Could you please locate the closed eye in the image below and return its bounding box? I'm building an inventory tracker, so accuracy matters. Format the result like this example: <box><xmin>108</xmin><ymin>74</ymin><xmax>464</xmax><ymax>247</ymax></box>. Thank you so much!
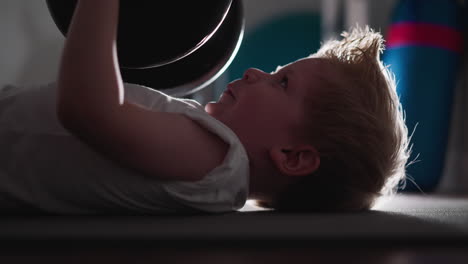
<box><xmin>280</xmin><ymin>76</ymin><xmax>288</xmax><ymax>89</ymax></box>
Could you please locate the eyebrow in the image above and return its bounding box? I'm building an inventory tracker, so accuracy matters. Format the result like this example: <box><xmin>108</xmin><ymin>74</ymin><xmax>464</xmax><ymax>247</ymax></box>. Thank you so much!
<box><xmin>273</xmin><ymin>65</ymin><xmax>294</xmax><ymax>76</ymax></box>
<box><xmin>279</xmin><ymin>68</ymin><xmax>294</xmax><ymax>78</ymax></box>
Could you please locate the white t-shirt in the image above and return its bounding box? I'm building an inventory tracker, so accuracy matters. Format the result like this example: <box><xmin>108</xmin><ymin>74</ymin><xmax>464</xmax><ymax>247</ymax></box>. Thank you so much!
<box><xmin>0</xmin><ymin>83</ymin><xmax>249</xmax><ymax>214</ymax></box>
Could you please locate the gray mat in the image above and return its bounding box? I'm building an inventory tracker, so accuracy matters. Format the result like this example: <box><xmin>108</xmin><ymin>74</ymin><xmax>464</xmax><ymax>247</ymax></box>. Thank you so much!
<box><xmin>0</xmin><ymin>194</ymin><xmax>467</xmax><ymax>243</ymax></box>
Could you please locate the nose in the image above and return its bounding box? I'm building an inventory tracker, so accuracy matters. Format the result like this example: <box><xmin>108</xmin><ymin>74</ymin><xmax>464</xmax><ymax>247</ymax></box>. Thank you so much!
<box><xmin>243</xmin><ymin>68</ymin><xmax>268</xmax><ymax>83</ymax></box>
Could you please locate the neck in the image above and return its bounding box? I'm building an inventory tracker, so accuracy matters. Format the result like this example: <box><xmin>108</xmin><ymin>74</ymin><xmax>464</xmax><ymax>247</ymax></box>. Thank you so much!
<box><xmin>247</xmin><ymin>153</ymin><xmax>284</xmax><ymax>201</ymax></box>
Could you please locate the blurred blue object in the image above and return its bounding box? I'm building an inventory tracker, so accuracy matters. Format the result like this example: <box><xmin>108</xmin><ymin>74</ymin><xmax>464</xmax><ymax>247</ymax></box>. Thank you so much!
<box><xmin>383</xmin><ymin>0</ymin><xmax>464</xmax><ymax>192</ymax></box>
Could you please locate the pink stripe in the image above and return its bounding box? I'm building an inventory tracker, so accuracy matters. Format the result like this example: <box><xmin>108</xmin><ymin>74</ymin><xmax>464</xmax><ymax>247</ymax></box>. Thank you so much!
<box><xmin>387</xmin><ymin>22</ymin><xmax>463</xmax><ymax>53</ymax></box>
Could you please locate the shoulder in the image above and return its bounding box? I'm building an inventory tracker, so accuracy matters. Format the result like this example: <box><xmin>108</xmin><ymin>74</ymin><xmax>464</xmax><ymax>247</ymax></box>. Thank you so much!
<box><xmin>123</xmin><ymin>83</ymin><xmax>203</xmax><ymax>111</ymax></box>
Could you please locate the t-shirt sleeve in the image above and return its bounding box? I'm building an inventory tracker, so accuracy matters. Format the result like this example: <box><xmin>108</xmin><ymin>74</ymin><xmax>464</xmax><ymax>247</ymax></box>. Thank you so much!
<box><xmin>124</xmin><ymin>83</ymin><xmax>250</xmax><ymax>213</ymax></box>
<box><xmin>161</xmin><ymin>109</ymin><xmax>250</xmax><ymax>213</ymax></box>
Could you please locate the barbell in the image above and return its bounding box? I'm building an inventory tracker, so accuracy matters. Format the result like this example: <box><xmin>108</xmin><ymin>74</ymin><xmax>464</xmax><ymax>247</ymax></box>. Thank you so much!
<box><xmin>46</xmin><ymin>0</ymin><xmax>244</xmax><ymax>96</ymax></box>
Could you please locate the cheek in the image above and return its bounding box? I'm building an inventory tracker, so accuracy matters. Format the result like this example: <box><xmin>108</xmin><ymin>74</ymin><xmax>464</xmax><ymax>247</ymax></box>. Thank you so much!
<box><xmin>209</xmin><ymin>94</ymin><xmax>289</xmax><ymax>132</ymax></box>
<box><xmin>231</xmin><ymin>102</ymin><xmax>279</xmax><ymax>132</ymax></box>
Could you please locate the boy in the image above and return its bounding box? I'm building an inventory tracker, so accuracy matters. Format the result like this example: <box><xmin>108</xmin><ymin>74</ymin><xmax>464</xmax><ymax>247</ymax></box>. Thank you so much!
<box><xmin>0</xmin><ymin>0</ymin><xmax>409</xmax><ymax>214</ymax></box>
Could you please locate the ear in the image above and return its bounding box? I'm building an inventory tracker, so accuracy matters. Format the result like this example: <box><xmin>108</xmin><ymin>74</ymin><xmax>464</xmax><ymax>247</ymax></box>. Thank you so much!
<box><xmin>269</xmin><ymin>145</ymin><xmax>320</xmax><ymax>177</ymax></box>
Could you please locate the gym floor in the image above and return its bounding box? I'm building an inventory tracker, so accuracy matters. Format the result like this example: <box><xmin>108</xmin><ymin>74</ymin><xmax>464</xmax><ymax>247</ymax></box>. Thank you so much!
<box><xmin>1</xmin><ymin>194</ymin><xmax>467</xmax><ymax>263</ymax></box>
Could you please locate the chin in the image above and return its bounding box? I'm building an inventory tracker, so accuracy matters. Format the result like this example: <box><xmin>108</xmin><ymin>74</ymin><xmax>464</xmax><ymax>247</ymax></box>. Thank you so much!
<box><xmin>204</xmin><ymin>102</ymin><xmax>217</xmax><ymax>115</ymax></box>
<box><xmin>205</xmin><ymin>102</ymin><xmax>225</xmax><ymax>121</ymax></box>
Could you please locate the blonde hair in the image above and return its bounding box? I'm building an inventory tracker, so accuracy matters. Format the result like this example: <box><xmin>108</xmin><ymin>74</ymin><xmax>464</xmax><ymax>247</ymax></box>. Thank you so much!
<box><xmin>264</xmin><ymin>26</ymin><xmax>411</xmax><ymax>211</ymax></box>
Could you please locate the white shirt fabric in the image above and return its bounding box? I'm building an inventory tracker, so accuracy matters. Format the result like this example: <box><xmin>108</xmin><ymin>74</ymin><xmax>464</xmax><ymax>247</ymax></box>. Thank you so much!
<box><xmin>0</xmin><ymin>83</ymin><xmax>249</xmax><ymax>214</ymax></box>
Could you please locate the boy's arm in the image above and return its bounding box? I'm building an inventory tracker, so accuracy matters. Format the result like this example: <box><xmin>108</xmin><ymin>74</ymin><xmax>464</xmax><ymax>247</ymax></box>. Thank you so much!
<box><xmin>57</xmin><ymin>0</ymin><xmax>228</xmax><ymax>182</ymax></box>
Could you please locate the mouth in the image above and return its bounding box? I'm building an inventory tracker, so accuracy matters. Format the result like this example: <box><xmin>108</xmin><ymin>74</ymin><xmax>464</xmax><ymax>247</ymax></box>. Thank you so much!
<box><xmin>225</xmin><ymin>87</ymin><xmax>236</xmax><ymax>99</ymax></box>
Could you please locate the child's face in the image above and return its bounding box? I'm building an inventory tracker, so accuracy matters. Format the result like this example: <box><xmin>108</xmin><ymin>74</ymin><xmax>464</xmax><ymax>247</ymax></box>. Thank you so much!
<box><xmin>205</xmin><ymin>57</ymin><xmax>326</xmax><ymax>151</ymax></box>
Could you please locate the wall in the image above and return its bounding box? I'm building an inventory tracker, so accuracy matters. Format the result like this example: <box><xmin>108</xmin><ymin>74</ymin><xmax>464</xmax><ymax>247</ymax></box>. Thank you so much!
<box><xmin>0</xmin><ymin>0</ymin><xmax>63</xmax><ymax>87</ymax></box>
<box><xmin>0</xmin><ymin>0</ymin><xmax>396</xmax><ymax>89</ymax></box>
